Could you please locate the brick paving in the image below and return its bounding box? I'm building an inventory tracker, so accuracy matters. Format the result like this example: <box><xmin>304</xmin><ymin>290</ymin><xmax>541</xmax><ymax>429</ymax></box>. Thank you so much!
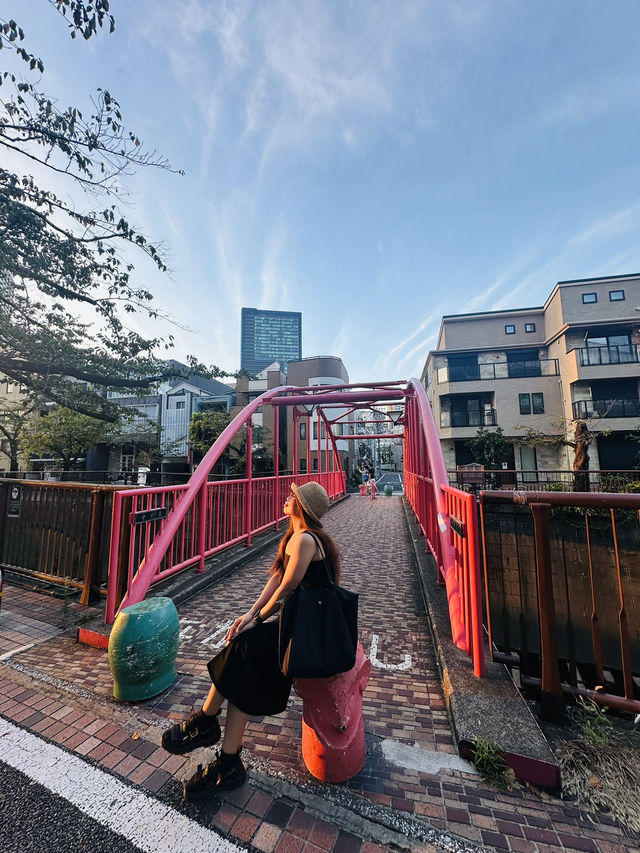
<box><xmin>0</xmin><ymin>586</ymin><xmax>100</xmax><ymax>656</ymax></box>
<box><xmin>1</xmin><ymin>495</ymin><xmax>640</xmax><ymax>851</ymax></box>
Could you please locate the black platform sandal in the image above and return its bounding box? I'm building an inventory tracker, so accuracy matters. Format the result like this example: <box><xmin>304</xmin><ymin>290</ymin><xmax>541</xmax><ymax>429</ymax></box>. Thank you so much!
<box><xmin>161</xmin><ymin>707</ymin><xmax>221</xmax><ymax>755</ymax></box>
<box><xmin>183</xmin><ymin>748</ymin><xmax>246</xmax><ymax>802</ymax></box>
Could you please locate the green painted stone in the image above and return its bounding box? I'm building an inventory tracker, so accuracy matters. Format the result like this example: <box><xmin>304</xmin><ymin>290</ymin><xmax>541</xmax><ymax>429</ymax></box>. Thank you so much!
<box><xmin>108</xmin><ymin>597</ymin><xmax>179</xmax><ymax>701</ymax></box>
<box><xmin>384</xmin><ymin>485</ymin><xmax>393</xmax><ymax>496</ymax></box>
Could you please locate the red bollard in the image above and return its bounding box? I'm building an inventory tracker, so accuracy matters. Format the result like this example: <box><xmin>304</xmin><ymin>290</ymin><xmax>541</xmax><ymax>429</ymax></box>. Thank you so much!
<box><xmin>370</xmin><ymin>479</ymin><xmax>376</xmax><ymax>500</ymax></box>
<box><xmin>293</xmin><ymin>643</ymin><xmax>370</xmax><ymax>783</ymax></box>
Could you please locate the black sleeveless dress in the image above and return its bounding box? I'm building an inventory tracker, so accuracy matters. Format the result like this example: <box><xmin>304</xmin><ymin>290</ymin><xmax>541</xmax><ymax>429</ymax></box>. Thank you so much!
<box><xmin>207</xmin><ymin>553</ymin><xmax>335</xmax><ymax>716</ymax></box>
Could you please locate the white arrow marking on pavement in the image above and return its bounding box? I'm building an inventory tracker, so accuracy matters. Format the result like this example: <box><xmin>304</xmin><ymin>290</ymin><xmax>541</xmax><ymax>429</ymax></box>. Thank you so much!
<box><xmin>369</xmin><ymin>634</ymin><xmax>412</xmax><ymax>671</ymax></box>
<box><xmin>199</xmin><ymin>620</ymin><xmax>233</xmax><ymax>650</ymax></box>
<box><xmin>0</xmin><ymin>718</ymin><xmax>245</xmax><ymax>853</ymax></box>
<box><xmin>178</xmin><ymin>618</ymin><xmax>200</xmax><ymax>640</ymax></box>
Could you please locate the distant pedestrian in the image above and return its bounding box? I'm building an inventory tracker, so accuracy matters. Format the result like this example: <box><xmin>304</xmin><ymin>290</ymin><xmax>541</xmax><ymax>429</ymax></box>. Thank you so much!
<box><xmin>162</xmin><ymin>482</ymin><xmax>342</xmax><ymax>801</ymax></box>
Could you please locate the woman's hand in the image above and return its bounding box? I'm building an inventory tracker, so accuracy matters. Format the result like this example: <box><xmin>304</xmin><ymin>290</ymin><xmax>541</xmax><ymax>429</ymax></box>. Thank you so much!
<box><xmin>224</xmin><ymin>611</ymin><xmax>255</xmax><ymax>642</ymax></box>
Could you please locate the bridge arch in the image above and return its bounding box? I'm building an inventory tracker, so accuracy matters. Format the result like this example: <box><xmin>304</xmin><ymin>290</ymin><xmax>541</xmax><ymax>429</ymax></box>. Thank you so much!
<box><xmin>105</xmin><ymin>379</ymin><xmax>484</xmax><ymax>676</ymax></box>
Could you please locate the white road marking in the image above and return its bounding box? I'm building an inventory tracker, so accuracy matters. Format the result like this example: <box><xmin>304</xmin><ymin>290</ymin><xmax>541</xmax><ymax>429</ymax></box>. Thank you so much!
<box><xmin>199</xmin><ymin>621</ymin><xmax>233</xmax><ymax>650</ymax></box>
<box><xmin>380</xmin><ymin>739</ymin><xmax>477</xmax><ymax>775</ymax></box>
<box><xmin>0</xmin><ymin>642</ymin><xmax>38</xmax><ymax>662</ymax></box>
<box><xmin>178</xmin><ymin>619</ymin><xmax>233</xmax><ymax>650</ymax></box>
<box><xmin>0</xmin><ymin>718</ymin><xmax>245</xmax><ymax>853</ymax></box>
<box><xmin>369</xmin><ymin>634</ymin><xmax>412</xmax><ymax>671</ymax></box>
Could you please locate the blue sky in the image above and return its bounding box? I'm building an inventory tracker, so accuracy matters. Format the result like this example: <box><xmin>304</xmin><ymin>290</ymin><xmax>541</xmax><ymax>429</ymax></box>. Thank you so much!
<box><xmin>9</xmin><ymin>1</ymin><xmax>640</xmax><ymax>382</ymax></box>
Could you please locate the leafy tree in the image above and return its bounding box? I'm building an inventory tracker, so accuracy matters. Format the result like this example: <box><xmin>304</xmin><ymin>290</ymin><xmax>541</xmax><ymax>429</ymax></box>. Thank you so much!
<box><xmin>465</xmin><ymin>427</ymin><xmax>512</xmax><ymax>470</ymax></box>
<box><xmin>517</xmin><ymin>418</ymin><xmax>611</xmax><ymax>492</ymax></box>
<box><xmin>19</xmin><ymin>405</ymin><xmax>117</xmax><ymax>474</ymax></box>
<box><xmin>0</xmin><ymin>391</ymin><xmax>41</xmax><ymax>471</ymax></box>
<box><xmin>0</xmin><ymin>3</ymin><xmax>244</xmax><ymax>422</ymax></box>
<box><xmin>190</xmin><ymin>410</ymin><xmax>240</xmax><ymax>475</ymax></box>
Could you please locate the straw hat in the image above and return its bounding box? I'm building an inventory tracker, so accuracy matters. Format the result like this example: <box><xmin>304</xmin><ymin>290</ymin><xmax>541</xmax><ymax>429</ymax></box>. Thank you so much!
<box><xmin>291</xmin><ymin>482</ymin><xmax>330</xmax><ymax>526</ymax></box>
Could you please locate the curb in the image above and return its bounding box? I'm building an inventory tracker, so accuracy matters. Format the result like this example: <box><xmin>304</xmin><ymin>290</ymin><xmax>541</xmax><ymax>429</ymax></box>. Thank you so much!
<box><xmin>401</xmin><ymin>498</ymin><xmax>561</xmax><ymax>789</ymax></box>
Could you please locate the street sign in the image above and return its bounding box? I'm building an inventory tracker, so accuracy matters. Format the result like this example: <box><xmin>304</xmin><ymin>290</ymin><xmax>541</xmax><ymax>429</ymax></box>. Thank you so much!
<box><xmin>131</xmin><ymin>507</ymin><xmax>168</xmax><ymax>525</ymax></box>
<box><xmin>7</xmin><ymin>485</ymin><xmax>21</xmax><ymax>518</ymax></box>
<box><xmin>449</xmin><ymin>515</ymin><xmax>465</xmax><ymax>538</ymax></box>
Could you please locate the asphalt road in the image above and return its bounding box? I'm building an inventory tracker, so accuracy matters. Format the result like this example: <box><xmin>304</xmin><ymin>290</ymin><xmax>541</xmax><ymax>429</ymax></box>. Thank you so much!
<box><xmin>371</xmin><ymin>471</ymin><xmax>403</xmax><ymax>492</ymax></box>
<box><xmin>0</xmin><ymin>761</ymin><xmax>145</xmax><ymax>853</ymax></box>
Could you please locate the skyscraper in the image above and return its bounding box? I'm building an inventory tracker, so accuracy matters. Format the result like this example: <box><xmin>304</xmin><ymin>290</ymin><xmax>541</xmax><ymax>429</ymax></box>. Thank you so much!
<box><xmin>240</xmin><ymin>308</ymin><xmax>302</xmax><ymax>375</ymax></box>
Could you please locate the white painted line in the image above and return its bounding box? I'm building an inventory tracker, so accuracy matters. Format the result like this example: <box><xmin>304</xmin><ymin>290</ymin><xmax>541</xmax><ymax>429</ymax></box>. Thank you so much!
<box><xmin>0</xmin><ymin>718</ymin><xmax>245</xmax><ymax>853</ymax></box>
<box><xmin>369</xmin><ymin>634</ymin><xmax>412</xmax><ymax>671</ymax></box>
<box><xmin>0</xmin><ymin>641</ymin><xmax>38</xmax><ymax>662</ymax></box>
<box><xmin>380</xmin><ymin>739</ymin><xmax>477</xmax><ymax>776</ymax></box>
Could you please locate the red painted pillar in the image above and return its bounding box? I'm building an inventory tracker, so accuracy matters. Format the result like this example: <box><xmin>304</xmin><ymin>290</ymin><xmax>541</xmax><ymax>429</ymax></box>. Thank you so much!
<box><xmin>293</xmin><ymin>643</ymin><xmax>370</xmax><ymax>783</ymax></box>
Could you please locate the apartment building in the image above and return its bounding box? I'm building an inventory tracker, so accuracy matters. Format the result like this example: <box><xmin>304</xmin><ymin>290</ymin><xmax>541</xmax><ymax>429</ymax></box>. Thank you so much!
<box><xmin>422</xmin><ymin>273</ymin><xmax>640</xmax><ymax>473</ymax></box>
<box><xmin>286</xmin><ymin>356</ymin><xmax>353</xmax><ymax>479</ymax></box>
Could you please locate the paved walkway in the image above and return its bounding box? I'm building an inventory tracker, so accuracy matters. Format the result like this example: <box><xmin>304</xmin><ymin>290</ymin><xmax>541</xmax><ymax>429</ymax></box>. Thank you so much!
<box><xmin>1</xmin><ymin>495</ymin><xmax>639</xmax><ymax>852</ymax></box>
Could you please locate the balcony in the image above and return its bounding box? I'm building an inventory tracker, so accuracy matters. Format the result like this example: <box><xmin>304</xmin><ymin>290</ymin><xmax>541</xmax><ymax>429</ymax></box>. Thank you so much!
<box><xmin>572</xmin><ymin>398</ymin><xmax>640</xmax><ymax>419</ymax></box>
<box><xmin>572</xmin><ymin>344</ymin><xmax>640</xmax><ymax>367</ymax></box>
<box><xmin>440</xmin><ymin>408</ymin><xmax>497</xmax><ymax>428</ymax></box>
<box><xmin>436</xmin><ymin>359</ymin><xmax>558</xmax><ymax>383</ymax></box>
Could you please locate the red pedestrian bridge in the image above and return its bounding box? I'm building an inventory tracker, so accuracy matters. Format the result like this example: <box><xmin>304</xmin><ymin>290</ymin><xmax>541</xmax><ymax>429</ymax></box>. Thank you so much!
<box><xmin>105</xmin><ymin>379</ymin><xmax>486</xmax><ymax>683</ymax></box>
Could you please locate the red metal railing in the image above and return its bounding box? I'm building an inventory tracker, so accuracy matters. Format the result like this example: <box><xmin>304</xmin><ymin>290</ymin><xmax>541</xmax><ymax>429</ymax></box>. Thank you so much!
<box><xmin>403</xmin><ymin>379</ymin><xmax>485</xmax><ymax>676</ymax></box>
<box><xmin>442</xmin><ymin>485</ymin><xmax>485</xmax><ymax>676</ymax></box>
<box><xmin>480</xmin><ymin>490</ymin><xmax>640</xmax><ymax>716</ymax></box>
<box><xmin>105</xmin><ymin>383</ymin><xmax>349</xmax><ymax>623</ymax></box>
<box><xmin>105</xmin><ymin>471</ymin><xmax>343</xmax><ymax>622</ymax></box>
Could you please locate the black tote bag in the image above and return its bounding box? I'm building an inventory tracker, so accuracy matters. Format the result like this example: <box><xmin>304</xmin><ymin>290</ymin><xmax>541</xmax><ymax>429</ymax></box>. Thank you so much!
<box><xmin>278</xmin><ymin>537</ymin><xmax>358</xmax><ymax>678</ymax></box>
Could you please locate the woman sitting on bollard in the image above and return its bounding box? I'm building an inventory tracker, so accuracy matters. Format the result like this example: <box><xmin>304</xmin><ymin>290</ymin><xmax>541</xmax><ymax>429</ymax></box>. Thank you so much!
<box><xmin>162</xmin><ymin>481</ymin><xmax>341</xmax><ymax>801</ymax></box>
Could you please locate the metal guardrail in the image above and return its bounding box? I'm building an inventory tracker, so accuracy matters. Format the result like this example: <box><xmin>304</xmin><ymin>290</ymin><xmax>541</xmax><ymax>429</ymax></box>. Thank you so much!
<box><xmin>571</xmin><ymin>343</ymin><xmax>640</xmax><ymax>366</ymax></box>
<box><xmin>480</xmin><ymin>490</ymin><xmax>640</xmax><ymax>717</ymax></box>
<box><xmin>572</xmin><ymin>398</ymin><xmax>640</xmax><ymax>419</ymax></box>
<box><xmin>404</xmin><ymin>380</ymin><xmax>485</xmax><ymax>676</ymax></box>
<box><xmin>0</xmin><ymin>479</ymin><xmax>122</xmax><ymax>604</ymax></box>
<box><xmin>105</xmin><ymin>471</ymin><xmax>345</xmax><ymax>623</ymax></box>
<box><xmin>449</xmin><ymin>469</ymin><xmax>640</xmax><ymax>493</ymax></box>
<box><xmin>436</xmin><ymin>358</ymin><xmax>559</xmax><ymax>383</ymax></box>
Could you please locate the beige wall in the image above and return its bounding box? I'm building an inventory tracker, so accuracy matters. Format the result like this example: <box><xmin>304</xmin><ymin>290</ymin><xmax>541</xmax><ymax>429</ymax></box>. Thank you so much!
<box><xmin>440</xmin><ymin>310</ymin><xmax>545</xmax><ymax>351</ymax></box>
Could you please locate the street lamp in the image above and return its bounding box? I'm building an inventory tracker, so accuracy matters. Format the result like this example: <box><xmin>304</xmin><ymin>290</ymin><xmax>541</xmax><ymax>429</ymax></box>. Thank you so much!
<box><xmin>388</xmin><ymin>407</ymin><xmax>404</xmax><ymax>426</ymax></box>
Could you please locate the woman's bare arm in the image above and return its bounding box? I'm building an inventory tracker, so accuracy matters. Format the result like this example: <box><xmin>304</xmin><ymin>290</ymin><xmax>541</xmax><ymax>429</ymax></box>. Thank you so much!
<box><xmin>224</xmin><ymin>572</ymin><xmax>280</xmax><ymax>640</ymax></box>
<box><xmin>256</xmin><ymin>533</ymin><xmax>316</xmax><ymax>620</ymax></box>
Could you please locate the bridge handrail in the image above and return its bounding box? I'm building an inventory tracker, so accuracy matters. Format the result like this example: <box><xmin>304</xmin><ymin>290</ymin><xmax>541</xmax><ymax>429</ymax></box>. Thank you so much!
<box><xmin>105</xmin><ymin>384</ymin><xmax>300</xmax><ymax>621</ymax></box>
<box><xmin>406</xmin><ymin>379</ymin><xmax>481</xmax><ymax>666</ymax></box>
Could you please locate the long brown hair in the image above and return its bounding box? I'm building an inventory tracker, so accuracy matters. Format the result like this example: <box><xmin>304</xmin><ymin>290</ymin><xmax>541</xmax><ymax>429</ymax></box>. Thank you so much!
<box><xmin>270</xmin><ymin>498</ymin><xmax>342</xmax><ymax>582</ymax></box>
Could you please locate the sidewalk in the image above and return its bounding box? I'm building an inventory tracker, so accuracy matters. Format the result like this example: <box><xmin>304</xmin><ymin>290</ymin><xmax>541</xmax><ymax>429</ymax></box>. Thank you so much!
<box><xmin>1</xmin><ymin>495</ymin><xmax>639</xmax><ymax>852</ymax></box>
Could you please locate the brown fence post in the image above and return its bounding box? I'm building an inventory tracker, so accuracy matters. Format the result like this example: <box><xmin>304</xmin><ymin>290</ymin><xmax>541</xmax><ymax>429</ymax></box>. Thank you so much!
<box><xmin>80</xmin><ymin>488</ymin><xmax>106</xmax><ymax>605</ymax></box>
<box><xmin>530</xmin><ymin>501</ymin><xmax>567</xmax><ymax>722</ymax></box>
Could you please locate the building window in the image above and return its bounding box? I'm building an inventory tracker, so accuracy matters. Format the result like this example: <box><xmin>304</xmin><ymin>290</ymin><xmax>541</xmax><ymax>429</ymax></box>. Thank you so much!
<box><xmin>525</xmin><ymin>323</ymin><xmax>536</xmax><ymax>333</ymax></box>
<box><xmin>519</xmin><ymin>393</ymin><xmax>544</xmax><ymax>415</ymax></box>
<box><xmin>175</xmin><ymin>400</ymin><xmax>186</xmax><ymax>410</ymax></box>
<box><xmin>609</xmin><ymin>289</ymin><xmax>625</xmax><ymax>301</ymax></box>
<box><xmin>312</xmin><ymin>422</ymin><xmax>326</xmax><ymax>440</ymax></box>
<box><xmin>299</xmin><ymin>459</ymin><xmax>307</xmax><ymax>473</ymax></box>
<box><xmin>532</xmin><ymin>393</ymin><xmax>544</xmax><ymax>414</ymax></box>
<box><xmin>299</xmin><ymin>421</ymin><xmax>306</xmax><ymax>440</ymax></box>
<box><xmin>505</xmin><ymin>324</ymin><xmax>516</xmax><ymax>335</ymax></box>
<box><xmin>582</xmin><ymin>292</ymin><xmax>597</xmax><ymax>304</ymax></box>
<box><xmin>312</xmin><ymin>457</ymin><xmax>318</xmax><ymax>472</ymax></box>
